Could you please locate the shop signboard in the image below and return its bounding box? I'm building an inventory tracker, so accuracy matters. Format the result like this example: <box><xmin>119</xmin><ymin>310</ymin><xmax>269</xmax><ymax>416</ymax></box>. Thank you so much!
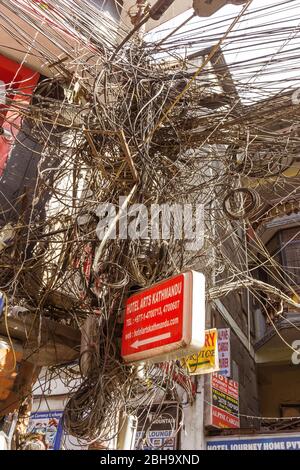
<box><xmin>135</xmin><ymin>403</ymin><xmax>179</xmax><ymax>450</ymax></box>
<box><xmin>183</xmin><ymin>328</ymin><xmax>219</xmax><ymax>375</ymax></box>
<box><xmin>27</xmin><ymin>410</ymin><xmax>63</xmax><ymax>450</ymax></box>
<box><xmin>218</xmin><ymin>328</ymin><xmax>231</xmax><ymax>377</ymax></box>
<box><xmin>206</xmin><ymin>373</ymin><xmax>240</xmax><ymax>429</ymax></box>
<box><xmin>207</xmin><ymin>433</ymin><xmax>300</xmax><ymax>450</ymax></box>
<box><xmin>121</xmin><ymin>271</ymin><xmax>205</xmax><ymax>363</ymax></box>
<box><xmin>0</xmin><ymin>54</ymin><xmax>39</xmax><ymax>174</ymax></box>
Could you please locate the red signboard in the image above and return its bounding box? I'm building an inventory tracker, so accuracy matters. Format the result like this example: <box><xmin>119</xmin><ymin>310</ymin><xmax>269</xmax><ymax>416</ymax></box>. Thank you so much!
<box><xmin>210</xmin><ymin>373</ymin><xmax>240</xmax><ymax>429</ymax></box>
<box><xmin>0</xmin><ymin>55</ymin><xmax>39</xmax><ymax>175</ymax></box>
<box><xmin>212</xmin><ymin>407</ymin><xmax>240</xmax><ymax>429</ymax></box>
<box><xmin>121</xmin><ymin>271</ymin><xmax>205</xmax><ymax>363</ymax></box>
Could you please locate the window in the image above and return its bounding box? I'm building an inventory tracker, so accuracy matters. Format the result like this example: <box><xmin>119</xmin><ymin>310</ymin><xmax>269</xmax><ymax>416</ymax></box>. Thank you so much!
<box><xmin>281</xmin><ymin>404</ymin><xmax>300</xmax><ymax>418</ymax></box>
<box><xmin>281</xmin><ymin>228</ymin><xmax>300</xmax><ymax>286</ymax></box>
<box><xmin>259</xmin><ymin>227</ymin><xmax>300</xmax><ymax>292</ymax></box>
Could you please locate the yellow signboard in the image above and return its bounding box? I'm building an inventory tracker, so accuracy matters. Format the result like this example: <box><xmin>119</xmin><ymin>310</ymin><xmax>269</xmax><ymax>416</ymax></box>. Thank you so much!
<box><xmin>182</xmin><ymin>329</ymin><xmax>219</xmax><ymax>375</ymax></box>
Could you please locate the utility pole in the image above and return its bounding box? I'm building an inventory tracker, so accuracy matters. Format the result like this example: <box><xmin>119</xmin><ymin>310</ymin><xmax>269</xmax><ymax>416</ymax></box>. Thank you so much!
<box><xmin>180</xmin><ymin>376</ymin><xmax>205</xmax><ymax>450</ymax></box>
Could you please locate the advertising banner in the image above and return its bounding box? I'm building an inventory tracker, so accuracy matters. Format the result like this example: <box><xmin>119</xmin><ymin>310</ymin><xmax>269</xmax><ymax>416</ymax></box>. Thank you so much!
<box><xmin>27</xmin><ymin>411</ymin><xmax>63</xmax><ymax>450</ymax></box>
<box><xmin>135</xmin><ymin>403</ymin><xmax>179</xmax><ymax>450</ymax></box>
<box><xmin>218</xmin><ymin>328</ymin><xmax>231</xmax><ymax>377</ymax></box>
<box><xmin>207</xmin><ymin>433</ymin><xmax>300</xmax><ymax>450</ymax></box>
<box><xmin>183</xmin><ymin>328</ymin><xmax>219</xmax><ymax>375</ymax></box>
<box><xmin>207</xmin><ymin>373</ymin><xmax>240</xmax><ymax>429</ymax></box>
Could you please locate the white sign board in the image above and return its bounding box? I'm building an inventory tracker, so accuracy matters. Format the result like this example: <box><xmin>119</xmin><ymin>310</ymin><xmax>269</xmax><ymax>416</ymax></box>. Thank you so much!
<box><xmin>218</xmin><ymin>328</ymin><xmax>231</xmax><ymax>377</ymax></box>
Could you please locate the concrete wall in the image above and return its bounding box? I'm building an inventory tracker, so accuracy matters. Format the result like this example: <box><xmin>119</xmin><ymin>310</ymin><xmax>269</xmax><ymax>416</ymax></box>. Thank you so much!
<box><xmin>258</xmin><ymin>364</ymin><xmax>300</xmax><ymax>418</ymax></box>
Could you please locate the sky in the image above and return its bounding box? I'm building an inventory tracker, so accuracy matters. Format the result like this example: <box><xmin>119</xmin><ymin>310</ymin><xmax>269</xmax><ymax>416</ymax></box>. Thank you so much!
<box><xmin>146</xmin><ymin>0</ymin><xmax>300</xmax><ymax>102</ymax></box>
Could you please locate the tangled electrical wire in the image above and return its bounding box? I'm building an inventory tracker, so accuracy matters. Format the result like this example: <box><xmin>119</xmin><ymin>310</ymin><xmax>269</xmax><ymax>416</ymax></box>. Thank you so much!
<box><xmin>0</xmin><ymin>0</ymin><xmax>300</xmax><ymax>443</ymax></box>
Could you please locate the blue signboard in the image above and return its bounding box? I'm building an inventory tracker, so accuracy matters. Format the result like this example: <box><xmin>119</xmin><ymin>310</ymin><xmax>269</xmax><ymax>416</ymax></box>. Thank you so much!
<box><xmin>0</xmin><ymin>292</ymin><xmax>4</xmax><ymax>318</ymax></box>
<box><xmin>28</xmin><ymin>411</ymin><xmax>64</xmax><ymax>450</ymax></box>
<box><xmin>207</xmin><ymin>434</ymin><xmax>300</xmax><ymax>450</ymax></box>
